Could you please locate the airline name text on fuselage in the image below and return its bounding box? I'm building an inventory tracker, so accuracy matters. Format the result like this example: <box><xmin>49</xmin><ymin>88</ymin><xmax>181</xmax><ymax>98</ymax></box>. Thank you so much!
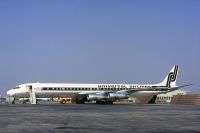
<box><xmin>97</xmin><ymin>85</ymin><xmax>152</xmax><ymax>89</ymax></box>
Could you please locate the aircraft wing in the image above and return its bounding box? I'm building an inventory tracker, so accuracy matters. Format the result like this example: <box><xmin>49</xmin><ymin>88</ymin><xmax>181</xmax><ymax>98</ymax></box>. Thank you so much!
<box><xmin>123</xmin><ymin>87</ymin><xmax>154</xmax><ymax>94</ymax></box>
<box><xmin>80</xmin><ymin>84</ymin><xmax>193</xmax><ymax>101</ymax></box>
<box><xmin>123</xmin><ymin>84</ymin><xmax>193</xmax><ymax>94</ymax></box>
<box><xmin>79</xmin><ymin>91</ymin><xmax>114</xmax><ymax>95</ymax></box>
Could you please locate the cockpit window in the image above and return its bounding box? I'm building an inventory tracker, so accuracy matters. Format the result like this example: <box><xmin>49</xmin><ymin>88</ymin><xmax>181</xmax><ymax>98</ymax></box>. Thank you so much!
<box><xmin>13</xmin><ymin>86</ymin><xmax>20</xmax><ymax>89</ymax></box>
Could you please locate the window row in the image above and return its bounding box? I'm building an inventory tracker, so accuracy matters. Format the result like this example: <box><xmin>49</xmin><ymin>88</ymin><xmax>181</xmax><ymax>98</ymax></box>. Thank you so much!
<box><xmin>177</xmin><ymin>93</ymin><xmax>184</xmax><ymax>95</ymax></box>
<box><xmin>157</xmin><ymin>96</ymin><xmax>171</xmax><ymax>100</ymax></box>
<box><xmin>130</xmin><ymin>85</ymin><xmax>151</xmax><ymax>88</ymax></box>
<box><xmin>41</xmin><ymin>87</ymin><xmax>130</xmax><ymax>91</ymax></box>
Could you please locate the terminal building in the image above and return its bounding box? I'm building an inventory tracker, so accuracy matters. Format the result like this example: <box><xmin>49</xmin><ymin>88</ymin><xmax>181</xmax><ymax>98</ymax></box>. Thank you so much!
<box><xmin>155</xmin><ymin>90</ymin><xmax>187</xmax><ymax>104</ymax></box>
<box><xmin>128</xmin><ymin>89</ymin><xmax>200</xmax><ymax>105</ymax></box>
<box><xmin>128</xmin><ymin>90</ymin><xmax>187</xmax><ymax>104</ymax></box>
<box><xmin>171</xmin><ymin>94</ymin><xmax>200</xmax><ymax>105</ymax></box>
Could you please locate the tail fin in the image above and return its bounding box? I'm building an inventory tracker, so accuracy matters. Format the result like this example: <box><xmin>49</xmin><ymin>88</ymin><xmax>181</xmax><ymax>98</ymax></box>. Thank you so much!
<box><xmin>159</xmin><ymin>65</ymin><xmax>179</xmax><ymax>88</ymax></box>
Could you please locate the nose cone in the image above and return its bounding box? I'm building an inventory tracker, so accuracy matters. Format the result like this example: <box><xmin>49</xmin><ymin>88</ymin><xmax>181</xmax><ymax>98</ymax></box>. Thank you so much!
<box><xmin>7</xmin><ymin>90</ymin><xmax>14</xmax><ymax>96</ymax></box>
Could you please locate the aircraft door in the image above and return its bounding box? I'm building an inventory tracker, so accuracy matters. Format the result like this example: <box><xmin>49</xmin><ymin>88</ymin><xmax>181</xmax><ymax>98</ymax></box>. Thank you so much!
<box><xmin>27</xmin><ymin>85</ymin><xmax>37</xmax><ymax>104</ymax></box>
<box><xmin>27</xmin><ymin>85</ymin><xmax>33</xmax><ymax>93</ymax></box>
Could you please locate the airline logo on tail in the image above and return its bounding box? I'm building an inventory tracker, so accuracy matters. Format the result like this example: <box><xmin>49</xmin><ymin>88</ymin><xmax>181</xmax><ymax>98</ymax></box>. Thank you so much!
<box><xmin>156</xmin><ymin>65</ymin><xmax>179</xmax><ymax>88</ymax></box>
<box><xmin>166</xmin><ymin>65</ymin><xmax>178</xmax><ymax>88</ymax></box>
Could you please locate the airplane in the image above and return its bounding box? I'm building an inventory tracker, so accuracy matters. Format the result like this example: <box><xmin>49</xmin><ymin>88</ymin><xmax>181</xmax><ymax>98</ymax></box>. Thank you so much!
<box><xmin>6</xmin><ymin>65</ymin><xmax>192</xmax><ymax>104</ymax></box>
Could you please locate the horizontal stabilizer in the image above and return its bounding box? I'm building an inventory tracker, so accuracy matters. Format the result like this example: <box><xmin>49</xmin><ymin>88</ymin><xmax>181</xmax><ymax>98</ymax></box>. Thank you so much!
<box><xmin>164</xmin><ymin>84</ymin><xmax>194</xmax><ymax>93</ymax></box>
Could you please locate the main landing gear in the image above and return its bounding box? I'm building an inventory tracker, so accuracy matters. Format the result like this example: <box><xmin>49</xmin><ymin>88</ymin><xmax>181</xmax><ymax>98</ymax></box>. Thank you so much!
<box><xmin>75</xmin><ymin>97</ymin><xmax>87</xmax><ymax>104</ymax></box>
<box><xmin>96</xmin><ymin>100</ymin><xmax>113</xmax><ymax>104</ymax></box>
<box><xmin>75</xmin><ymin>96</ymin><xmax>87</xmax><ymax>104</ymax></box>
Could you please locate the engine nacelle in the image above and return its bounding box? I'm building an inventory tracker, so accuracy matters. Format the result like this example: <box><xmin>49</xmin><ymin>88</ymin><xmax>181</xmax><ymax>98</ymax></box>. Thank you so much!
<box><xmin>87</xmin><ymin>94</ymin><xmax>108</xmax><ymax>101</ymax></box>
<box><xmin>108</xmin><ymin>93</ymin><xmax>128</xmax><ymax>99</ymax></box>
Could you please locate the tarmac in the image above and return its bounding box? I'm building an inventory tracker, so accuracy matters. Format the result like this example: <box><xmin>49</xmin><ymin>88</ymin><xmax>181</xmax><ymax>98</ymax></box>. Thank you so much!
<box><xmin>0</xmin><ymin>104</ymin><xmax>200</xmax><ymax>133</ymax></box>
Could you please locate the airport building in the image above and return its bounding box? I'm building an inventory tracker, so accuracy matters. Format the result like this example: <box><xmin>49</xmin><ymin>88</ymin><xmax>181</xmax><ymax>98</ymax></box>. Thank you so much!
<box><xmin>128</xmin><ymin>90</ymin><xmax>187</xmax><ymax>104</ymax></box>
<box><xmin>155</xmin><ymin>90</ymin><xmax>187</xmax><ymax>104</ymax></box>
<box><xmin>171</xmin><ymin>94</ymin><xmax>200</xmax><ymax>105</ymax></box>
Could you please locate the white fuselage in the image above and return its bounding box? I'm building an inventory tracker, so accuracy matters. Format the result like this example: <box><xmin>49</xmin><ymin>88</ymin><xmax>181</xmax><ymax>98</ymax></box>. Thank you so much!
<box><xmin>7</xmin><ymin>83</ymin><xmax>164</xmax><ymax>98</ymax></box>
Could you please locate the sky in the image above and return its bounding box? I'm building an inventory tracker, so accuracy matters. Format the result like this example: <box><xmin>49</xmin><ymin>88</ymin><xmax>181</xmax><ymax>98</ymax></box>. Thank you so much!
<box><xmin>0</xmin><ymin>0</ymin><xmax>200</xmax><ymax>95</ymax></box>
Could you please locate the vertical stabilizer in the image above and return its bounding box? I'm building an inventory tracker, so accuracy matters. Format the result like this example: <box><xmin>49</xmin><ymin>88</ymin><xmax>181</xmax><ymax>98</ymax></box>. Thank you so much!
<box><xmin>158</xmin><ymin>65</ymin><xmax>179</xmax><ymax>88</ymax></box>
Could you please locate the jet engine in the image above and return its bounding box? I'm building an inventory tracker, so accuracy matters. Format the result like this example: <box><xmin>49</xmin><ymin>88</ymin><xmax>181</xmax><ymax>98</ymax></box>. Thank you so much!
<box><xmin>87</xmin><ymin>94</ymin><xmax>108</xmax><ymax>101</ymax></box>
<box><xmin>108</xmin><ymin>93</ymin><xmax>128</xmax><ymax>99</ymax></box>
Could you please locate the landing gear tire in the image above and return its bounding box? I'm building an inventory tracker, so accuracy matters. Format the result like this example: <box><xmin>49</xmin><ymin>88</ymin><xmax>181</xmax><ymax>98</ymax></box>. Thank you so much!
<box><xmin>96</xmin><ymin>100</ymin><xmax>113</xmax><ymax>104</ymax></box>
<box><xmin>60</xmin><ymin>99</ymin><xmax>67</xmax><ymax>104</ymax></box>
<box><xmin>76</xmin><ymin>99</ymin><xmax>85</xmax><ymax>104</ymax></box>
<box><xmin>23</xmin><ymin>101</ymin><xmax>26</xmax><ymax>104</ymax></box>
<box><xmin>105</xmin><ymin>100</ymin><xmax>113</xmax><ymax>104</ymax></box>
<box><xmin>75</xmin><ymin>96</ymin><xmax>86</xmax><ymax>104</ymax></box>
